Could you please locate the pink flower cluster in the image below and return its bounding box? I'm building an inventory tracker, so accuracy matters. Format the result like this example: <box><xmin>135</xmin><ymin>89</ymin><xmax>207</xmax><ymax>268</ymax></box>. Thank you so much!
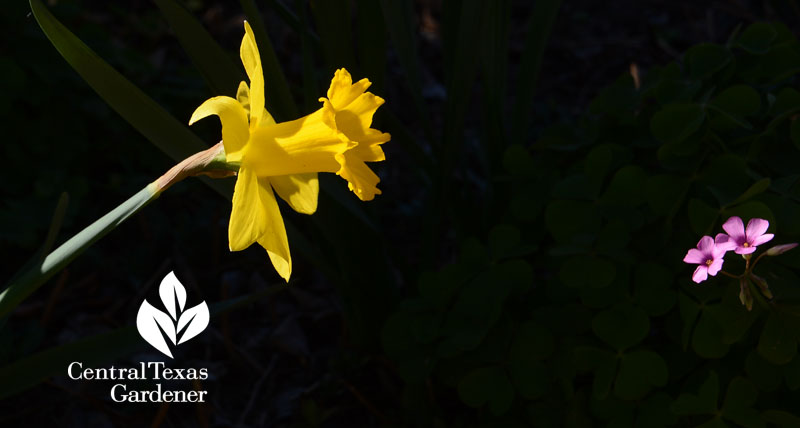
<box><xmin>683</xmin><ymin>216</ymin><xmax>774</xmax><ymax>283</ymax></box>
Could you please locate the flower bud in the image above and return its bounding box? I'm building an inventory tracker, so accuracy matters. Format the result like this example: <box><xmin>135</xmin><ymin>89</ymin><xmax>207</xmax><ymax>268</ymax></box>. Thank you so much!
<box><xmin>739</xmin><ymin>279</ymin><xmax>753</xmax><ymax>311</ymax></box>
<box><xmin>766</xmin><ymin>243</ymin><xmax>799</xmax><ymax>256</ymax></box>
<box><xmin>750</xmin><ymin>273</ymin><xmax>773</xmax><ymax>300</ymax></box>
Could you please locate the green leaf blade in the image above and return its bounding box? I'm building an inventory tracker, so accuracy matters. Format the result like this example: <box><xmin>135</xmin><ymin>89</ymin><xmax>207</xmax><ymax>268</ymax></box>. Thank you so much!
<box><xmin>154</xmin><ymin>0</ymin><xmax>244</xmax><ymax>96</ymax></box>
<box><xmin>30</xmin><ymin>0</ymin><xmax>208</xmax><ymax>163</ymax></box>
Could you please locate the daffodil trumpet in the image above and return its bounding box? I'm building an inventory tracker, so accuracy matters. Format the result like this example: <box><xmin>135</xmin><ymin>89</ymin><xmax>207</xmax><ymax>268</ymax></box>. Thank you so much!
<box><xmin>187</xmin><ymin>21</ymin><xmax>390</xmax><ymax>282</ymax></box>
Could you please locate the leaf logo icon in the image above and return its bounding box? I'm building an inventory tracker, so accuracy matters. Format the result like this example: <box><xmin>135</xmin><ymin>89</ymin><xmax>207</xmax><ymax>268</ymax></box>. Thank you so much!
<box><xmin>136</xmin><ymin>271</ymin><xmax>209</xmax><ymax>358</ymax></box>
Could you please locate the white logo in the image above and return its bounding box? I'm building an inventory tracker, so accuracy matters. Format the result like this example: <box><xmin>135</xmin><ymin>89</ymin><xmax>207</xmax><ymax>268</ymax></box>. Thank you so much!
<box><xmin>136</xmin><ymin>271</ymin><xmax>209</xmax><ymax>358</ymax></box>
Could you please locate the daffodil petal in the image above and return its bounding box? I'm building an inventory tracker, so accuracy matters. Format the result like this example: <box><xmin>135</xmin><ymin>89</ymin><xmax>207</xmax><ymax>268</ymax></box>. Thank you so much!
<box><xmin>327</xmin><ymin>68</ymin><xmax>371</xmax><ymax>109</ymax></box>
<box><xmin>189</xmin><ymin>95</ymin><xmax>248</xmax><ymax>163</ymax></box>
<box><xmin>261</xmin><ymin>109</ymin><xmax>276</xmax><ymax>126</ymax></box>
<box><xmin>258</xmin><ymin>235</ymin><xmax>292</xmax><ymax>282</ymax></box>
<box><xmin>229</xmin><ymin>167</ymin><xmax>265</xmax><ymax>251</ymax></box>
<box><xmin>349</xmin><ymin>139</ymin><xmax>388</xmax><ymax>162</ymax></box>
<box><xmin>361</xmin><ymin>128</ymin><xmax>393</xmax><ymax>145</ymax></box>
<box><xmin>335</xmin><ymin>152</ymin><xmax>382</xmax><ymax>201</ymax></box>
<box><xmin>322</xmin><ymin>89</ymin><xmax>390</xmax><ymax>146</ymax></box>
<box><xmin>240</xmin><ymin>21</ymin><xmax>275</xmax><ymax>128</ymax></box>
<box><xmin>254</xmin><ymin>180</ymin><xmax>292</xmax><ymax>281</ymax></box>
<box><xmin>270</xmin><ymin>173</ymin><xmax>319</xmax><ymax>214</ymax></box>
<box><xmin>342</xmin><ymin>92</ymin><xmax>384</xmax><ymax>129</ymax></box>
<box><xmin>236</xmin><ymin>81</ymin><xmax>250</xmax><ymax>116</ymax></box>
<box><xmin>229</xmin><ymin>167</ymin><xmax>292</xmax><ymax>280</ymax></box>
<box><xmin>237</xmin><ymin>78</ymin><xmax>276</xmax><ymax>128</ymax></box>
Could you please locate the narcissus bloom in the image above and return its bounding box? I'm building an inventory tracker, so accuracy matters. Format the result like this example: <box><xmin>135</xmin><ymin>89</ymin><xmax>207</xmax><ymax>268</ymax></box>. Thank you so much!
<box><xmin>683</xmin><ymin>235</ymin><xmax>735</xmax><ymax>283</ymax></box>
<box><xmin>189</xmin><ymin>22</ymin><xmax>389</xmax><ymax>281</ymax></box>
<box><xmin>720</xmin><ymin>216</ymin><xmax>774</xmax><ymax>255</ymax></box>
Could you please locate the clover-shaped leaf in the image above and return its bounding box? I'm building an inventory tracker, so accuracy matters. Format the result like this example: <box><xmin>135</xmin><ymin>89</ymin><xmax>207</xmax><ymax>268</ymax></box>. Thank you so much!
<box><xmin>636</xmin><ymin>392</ymin><xmax>678</xmax><ymax>427</ymax></box>
<box><xmin>763</xmin><ymin>410</ymin><xmax>800</xmax><ymax>427</ymax></box>
<box><xmin>728</xmin><ymin>178</ymin><xmax>771</xmax><ymax>208</ymax></box>
<box><xmin>771</xmin><ymin>87</ymin><xmax>800</xmax><ymax>116</ymax></box>
<box><xmin>545</xmin><ymin>199</ymin><xmax>599</xmax><ymax>243</ymax></box>
<box><xmin>721</xmin><ymin>378</ymin><xmax>763</xmax><ymax>428</ymax></box>
<box><xmin>688</xmin><ymin>198</ymin><xmax>718</xmax><ymax>236</ymax></box>
<box><xmin>508</xmin><ymin>321</ymin><xmax>553</xmax><ymax>399</ymax></box>
<box><xmin>592</xmin><ymin>302</ymin><xmax>649</xmax><ymax>351</ymax></box>
<box><xmin>691</xmin><ymin>309</ymin><xmax>730</xmax><ymax>359</ymax></box>
<box><xmin>714</xmin><ymin>282</ymin><xmax>761</xmax><ymax>344</ymax></box>
<box><xmin>601</xmin><ymin>166</ymin><xmax>648</xmax><ymax>207</ymax></box>
<box><xmin>417</xmin><ymin>268</ymin><xmax>460</xmax><ymax>307</ymax></box>
<box><xmin>684</xmin><ymin>43</ymin><xmax>732</xmax><ymax>79</ymax></box>
<box><xmin>708</xmin><ymin>85</ymin><xmax>761</xmax><ymax>131</ymax></box>
<box><xmin>634</xmin><ymin>262</ymin><xmax>676</xmax><ymax>316</ymax></box>
<box><xmin>575</xmin><ymin>346</ymin><xmax>667</xmax><ymax>401</ymax></box>
<box><xmin>613</xmin><ymin>350</ymin><xmax>668</xmax><ymax>400</ymax></box>
<box><xmin>503</xmin><ymin>144</ymin><xmax>535</xmax><ymax>177</ymax></box>
<box><xmin>651</xmin><ymin>103</ymin><xmax>705</xmax><ymax>143</ymax></box>
<box><xmin>646</xmin><ymin>174</ymin><xmax>688</xmax><ymax>217</ymax></box>
<box><xmin>457</xmin><ymin>366</ymin><xmax>514</xmax><ymax>416</ymax></box>
<box><xmin>737</xmin><ymin>22</ymin><xmax>778</xmax><ymax>54</ymax></box>
<box><xmin>655</xmin><ymin>74</ymin><xmax>702</xmax><ymax>105</ymax></box>
<box><xmin>711</xmin><ymin>85</ymin><xmax>761</xmax><ymax>118</ymax></box>
<box><xmin>584</xmin><ymin>145</ymin><xmax>614</xmax><ymax>183</ymax></box>
<box><xmin>745</xmin><ymin>351</ymin><xmax>783</xmax><ymax>392</ymax></box>
<box><xmin>680</xmin><ymin>291</ymin><xmax>741</xmax><ymax>359</ymax></box>
<box><xmin>672</xmin><ymin>372</ymin><xmax>764</xmax><ymax>428</ymax></box>
<box><xmin>488</xmin><ymin>224</ymin><xmax>521</xmax><ymax>259</ymax></box>
<box><xmin>758</xmin><ymin>311</ymin><xmax>798</xmax><ymax>365</ymax></box>
<box><xmin>782</xmin><ymin>355</ymin><xmax>800</xmax><ymax>390</ymax></box>
<box><xmin>671</xmin><ymin>371</ymin><xmax>719</xmax><ymax>416</ymax></box>
<box><xmin>559</xmin><ymin>256</ymin><xmax>616</xmax><ymax>289</ymax></box>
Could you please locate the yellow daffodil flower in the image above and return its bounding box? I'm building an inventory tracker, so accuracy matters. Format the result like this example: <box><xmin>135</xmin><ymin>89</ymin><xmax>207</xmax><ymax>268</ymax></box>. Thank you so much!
<box><xmin>188</xmin><ymin>22</ymin><xmax>390</xmax><ymax>282</ymax></box>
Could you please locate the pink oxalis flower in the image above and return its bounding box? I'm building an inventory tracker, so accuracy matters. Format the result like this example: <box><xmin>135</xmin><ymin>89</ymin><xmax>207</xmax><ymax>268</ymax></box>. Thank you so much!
<box><xmin>683</xmin><ymin>235</ymin><xmax>735</xmax><ymax>283</ymax></box>
<box><xmin>683</xmin><ymin>215</ymin><xmax>795</xmax><ymax>306</ymax></box>
<box><xmin>720</xmin><ymin>216</ymin><xmax>774</xmax><ymax>255</ymax></box>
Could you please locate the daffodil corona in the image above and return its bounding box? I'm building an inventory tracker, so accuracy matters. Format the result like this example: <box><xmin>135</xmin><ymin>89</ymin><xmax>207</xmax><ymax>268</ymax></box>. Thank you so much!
<box><xmin>189</xmin><ymin>22</ymin><xmax>390</xmax><ymax>281</ymax></box>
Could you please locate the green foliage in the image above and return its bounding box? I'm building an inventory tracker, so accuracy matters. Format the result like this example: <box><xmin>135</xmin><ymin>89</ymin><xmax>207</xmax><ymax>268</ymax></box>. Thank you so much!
<box><xmin>153</xmin><ymin>0</ymin><xmax>243</xmax><ymax>96</ymax></box>
<box><xmin>14</xmin><ymin>1</ymin><xmax>800</xmax><ymax>425</ymax></box>
<box><xmin>28</xmin><ymin>0</ymin><xmax>216</xmax><ymax>172</ymax></box>
<box><xmin>379</xmin><ymin>21</ymin><xmax>800</xmax><ymax>425</ymax></box>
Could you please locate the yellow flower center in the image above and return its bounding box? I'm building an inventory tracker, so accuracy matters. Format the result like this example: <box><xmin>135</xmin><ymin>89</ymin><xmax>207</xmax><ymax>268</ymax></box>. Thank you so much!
<box><xmin>743</xmin><ymin>242</ymin><xmax>750</xmax><ymax>247</ymax></box>
<box><xmin>705</xmin><ymin>259</ymin><xmax>713</xmax><ymax>266</ymax></box>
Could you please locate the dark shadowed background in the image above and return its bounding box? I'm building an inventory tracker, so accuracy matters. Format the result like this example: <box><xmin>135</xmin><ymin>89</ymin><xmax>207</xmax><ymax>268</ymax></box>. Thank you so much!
<box><xmin>3</xmin><ymin>0</ymin><xmax>800</xmax><ymax>426</ymax></box>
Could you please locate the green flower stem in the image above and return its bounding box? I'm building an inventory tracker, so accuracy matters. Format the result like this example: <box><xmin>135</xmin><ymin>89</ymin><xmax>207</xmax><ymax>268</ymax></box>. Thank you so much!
<box><xmin>0</xmin><ymin>184</ymin><xmax>158</xmax><ymax>319</ymax></box>
<box><xmin>749</xmin><ymin>251</ymin><xmax>768</xmax><ymax>270</ymax></box>
<box><xmin>0</xmin><ymin>143</ymin><xmax>237</xmax><ymax>320</ymax></box>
